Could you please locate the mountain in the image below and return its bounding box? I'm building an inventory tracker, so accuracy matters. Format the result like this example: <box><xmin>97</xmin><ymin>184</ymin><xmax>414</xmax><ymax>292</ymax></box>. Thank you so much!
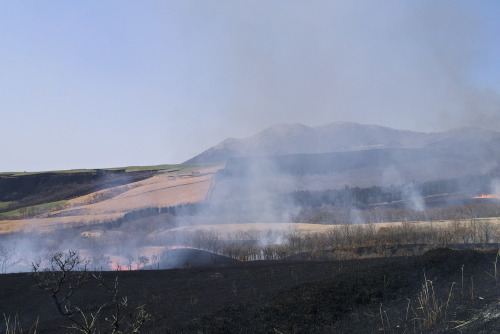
<box><xmin>184</xmin><ymin>122</ymin><xmax>500</xmax><ymax>163</ymax></box>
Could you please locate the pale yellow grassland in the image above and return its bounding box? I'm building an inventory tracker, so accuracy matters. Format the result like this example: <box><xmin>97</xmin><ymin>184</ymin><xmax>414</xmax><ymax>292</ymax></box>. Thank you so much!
<box><xmin>0</xmin><ymin>213</ymin><xmax>124</xmax><ymax>234</ymax></box>
<box><xmin>158</xmin><ymin>218</ymin><xmax>500</xmax><ymax>240</ymax></box>
<box><xmin>55</xmin><ymin>174</ymin><xmax>213</xmax><ymax>215</ymax></box>
<box><xmin>164</xmin><ymin>222</ymin><xmax>336</xmax><ymax>235</ymax></box>
<box><xmin>0</xmin><ymin>167</ymin><xmax>221</xmax><ymax>234</ymax></box>
<box><xmin>59</xmin><ymin>166</ymin><xmax>221</xmax><ymax>214</ymax></box>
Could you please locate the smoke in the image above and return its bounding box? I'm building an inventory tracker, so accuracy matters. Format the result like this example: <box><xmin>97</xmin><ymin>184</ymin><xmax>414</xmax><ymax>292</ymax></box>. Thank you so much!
<box><xmin>3</xmin><ymin>21</ymin><xmax>500</xmax><ymax>268</ymax></box>
<box><xmin>492</xmin><ymin>178</ymin><xmax>500</xmax><ymax>195</ymax></box>
<box><xmin>383</xmin><ymin>165</ymin><xmax>425</xmax><ymax>212</ymax></box>
<box><xmin>2</xmin><ymin>2</ymin><xmax>499</xmax><ymax>172</ymax></box>
<box><xmin>453</xmin><ymin>90</ymin><xmax>500</xmax><ymax>131</ymax></box>
<box><xmin>3</xmin><ymin>154</ymin><xmax>500</xmax><ymax>274</ymax></box>
<box><xmin>402</xmin><ymin>183</ymin><xmax>425</xmax><ymax>212</ymax></box>
<box><xmin>207</xmin><ymin>156</ymin><xmax>299</xmax><ymax>223</ymax></box>
<box><xmin>172</xmin><ymin>0</ymin><xmax>500</xmax><ymax>145</ymax></box>
<box><xmin>349</xmin><ymin>208</ymin><xmax>364</xmax><ymax>225</ymax></box>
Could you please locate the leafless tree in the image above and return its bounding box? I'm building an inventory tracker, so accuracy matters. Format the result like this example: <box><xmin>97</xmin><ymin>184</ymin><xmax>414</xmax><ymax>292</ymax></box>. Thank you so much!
<box><xmin>286</xmin><ymin>228</ymin><xmax>303</xmax><ymax>253</ymax></box>
<box><xmin>125</xmin><ymin>254</ymin><xmax>136</xmax><ymax>271</ymax></box>
<box><xmin>77</xmin><ymin>274</ymin><xmax>151</xmax><ymax>334</ymax></box>
<box><xmin>0</xmin><ymin>245</ymin><xmax>21</xmax><ymax>273</ymax></box>
<box><xmin>151</xmin><ymin>254</ymin><xmax>161</xmax><ymax>270</ymax></box>
<box><xmin>477</xmin><ymin>220</ymin><xmax>494</xmax><ymax>244</ymax></box>
<box><xmin>138</xmin><ymin>255</ymin><xmax>149</xmax><ymax>268</ymax></box>
<box><xmin>326</xmin><ymin>228</ymin><xmax>342</xmax><ymax>248</ymax></box>
<box><xmin>452</xmin><ymin>220</ymin><xmax>475</xmax><ymax>244</ymax></box>
<box><xmin>90</xmin><ymin>253</ymin><xmax>112</xmax><ymax>272</ymax></box>
<box><xmin>31</xmin><ymin>250</ymin><xmax>150</xmax><ymax>334</ymax></box>
<box><xmin>32</xmin><ymin>250</ymin><xmax>89</xmax><ymax>316</ymax></box>
<box><xmin>188</xmin><ymin>229</ymin><xmax>221</xmax><ymax>253</ymax></box>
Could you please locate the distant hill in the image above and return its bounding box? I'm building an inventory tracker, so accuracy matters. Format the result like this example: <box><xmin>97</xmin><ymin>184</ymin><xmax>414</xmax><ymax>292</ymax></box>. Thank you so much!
<box><xmin>191</xmin><ymin>123</ymin><xmax>500</xmax><ymax>207</ymax></box>
<box><xmin>184</xmin><ymin>122</ymin><xmax>500</xmax><ymax>163</ymax></box>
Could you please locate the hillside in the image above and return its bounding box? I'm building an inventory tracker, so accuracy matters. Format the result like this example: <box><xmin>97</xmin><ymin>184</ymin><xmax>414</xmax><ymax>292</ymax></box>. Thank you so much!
<box><xmin>1</xmin><ymin>123</ymin><xmax>500</xmax><ymax>333</ymax></box>
<box><xmin>0</xmin><ymin>164</ymin><xmax>223</xmax><ymax>233</ymax></box>
<box><xmin>185</xmin><ymin>122</ymin><xmax>500</xmax><ymax>164</ymax></box>
<box><xmin>187</xmin><ymin>124</ymin><xmax>500</xmax><ymax>211</ymax></box>
<box><xmin>2</xmin><ymin>122</ymin><xmax>500</xmax><ymax>234</ymax></box>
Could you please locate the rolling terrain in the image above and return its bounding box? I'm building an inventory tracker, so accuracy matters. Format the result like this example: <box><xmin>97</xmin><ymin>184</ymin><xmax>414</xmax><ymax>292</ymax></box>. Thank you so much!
<box><xmin>0</xmin><ymin>164</ymin><xmax>222</xmax><ymax>233</ymax></box>
<box><xmin>2</xmin><ymin>122</ymin><xmax>499</xmax><ymax>233</ymax></box>
<box><xmin>1</xmin><ymin>122</ymin><xmax>500</xmax><ymax>333</ymax></box>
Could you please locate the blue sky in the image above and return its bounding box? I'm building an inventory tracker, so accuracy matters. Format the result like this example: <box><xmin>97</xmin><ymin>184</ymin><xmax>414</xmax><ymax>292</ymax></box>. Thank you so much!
<box><xmin>1</xmin><ymin>1</ymin><xmax>499</xmax><ymax>172</ymax></box>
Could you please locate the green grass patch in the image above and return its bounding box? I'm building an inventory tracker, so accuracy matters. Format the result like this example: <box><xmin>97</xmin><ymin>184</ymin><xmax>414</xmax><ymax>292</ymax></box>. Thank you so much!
<box><xmin>0</xmin><ymin>169</ymin><xmax>97</xmax><ymax>176</ymax></box>
<box><xmin>104</xmin><ymin>164</ymin><xmax>183</xmax><ymax>173</ymax></box>
<box><xmin>0</xmin><ymin>200</ymin><xmax>68</xmax><ymax>217</ymax></box>
<box><xmin>1</xmin><ymin>162</ymin><xmax>224</xmax><ymax>176</ymax></box>
<box><xmin>0</xmin><ymin>202</ymin><xmax>14</xmax><ymax>210</ymax></box>
<box><xmin>105</xmin><ymin>162</ymin><xmax>224</xmax><ymax>173</ymax></box>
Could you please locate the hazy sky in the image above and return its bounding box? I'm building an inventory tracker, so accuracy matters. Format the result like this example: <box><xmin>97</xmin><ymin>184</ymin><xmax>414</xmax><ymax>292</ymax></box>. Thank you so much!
<box><xmin>1</xmin><ymin>1</ymin><xmax>499</xmax><ymax>172</ymax></box>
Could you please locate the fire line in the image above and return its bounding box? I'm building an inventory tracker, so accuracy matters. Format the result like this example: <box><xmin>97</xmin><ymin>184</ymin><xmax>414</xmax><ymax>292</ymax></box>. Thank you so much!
<box><xmin>474</xmin><ymin>194</ymin><xmax>500</xmax><ymax>199</ymax></box>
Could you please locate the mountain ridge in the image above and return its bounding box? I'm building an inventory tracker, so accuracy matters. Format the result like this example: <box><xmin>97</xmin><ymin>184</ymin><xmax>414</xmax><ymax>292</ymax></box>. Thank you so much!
<box><xmin>184</xmin><ymin>122</ymin><xmax>500</xmax><ymax>163</ymax></box>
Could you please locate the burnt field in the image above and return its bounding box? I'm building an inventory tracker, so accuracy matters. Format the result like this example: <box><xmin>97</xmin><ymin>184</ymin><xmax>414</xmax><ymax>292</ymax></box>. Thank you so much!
<box><xmin>1</xmin><ymin>248</ymin><xmax>499</xmax><ymax>333</ymax></box>
<box><xmin>0</xmin><ymin>169</ymin><xmax>158</xmax><ymax>215</ymax></box>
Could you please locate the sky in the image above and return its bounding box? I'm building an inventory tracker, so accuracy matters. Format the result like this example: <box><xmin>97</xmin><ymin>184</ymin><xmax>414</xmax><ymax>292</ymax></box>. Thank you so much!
<box><xmin>1</xmin><ymin>1</ymin><xmax>499</xmax><ymax>172</ymax></box>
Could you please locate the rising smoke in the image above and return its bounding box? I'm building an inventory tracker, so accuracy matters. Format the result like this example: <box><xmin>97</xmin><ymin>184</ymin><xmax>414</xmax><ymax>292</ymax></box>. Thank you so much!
<box><xmin>1</xmin><ymin>1</ymin><xmax>500</xmax><ymax>273</ymax></box>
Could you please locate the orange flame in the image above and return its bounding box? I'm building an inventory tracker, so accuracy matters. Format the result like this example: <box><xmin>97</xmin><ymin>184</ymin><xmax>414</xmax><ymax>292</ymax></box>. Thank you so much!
<box><xmin>109</xmin><ymin>263</ymin><xmax>143</xmax><ymax>271</ymax></box>
<box><xmin>474</xmin><ymin>194</ymin><xmax>500</xmax><ymax>199</ymax></box>
<box><xmin>110</xmin><ymin>263</ymin><xmax>124</xmax><ymax>271</ymax></box>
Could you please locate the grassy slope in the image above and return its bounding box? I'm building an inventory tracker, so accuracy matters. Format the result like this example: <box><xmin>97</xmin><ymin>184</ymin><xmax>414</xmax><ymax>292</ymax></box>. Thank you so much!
<box><xmin>0</xmin><ymin>162</ymin><xmax>223</xmax><ymax>176</ymax></box>
<box><xmin>0</xmin><ymin>163</ymin><xmax>223</xmax><ymax>233</ymax></box>
<box><xmin>0</xmin><ymin>169</ymin><xmax>97</xmax><ymax>176</ymax></box>
<box><xmin>0</xmin><ymin>202</ymin><xmax>13</xmax><ymax>210</ymax></box>
<box><xmin>0</xmin><ymin>200</ymin><xmax>68</xmax><ymax>218</ymax></box>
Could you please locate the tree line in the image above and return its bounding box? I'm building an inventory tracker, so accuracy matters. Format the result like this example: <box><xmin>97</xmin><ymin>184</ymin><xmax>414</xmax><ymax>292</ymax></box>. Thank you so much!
<box><xmin>287</xmin><ymin>174</ymin><xmax>494</xmax><ymax>209</ymax></box>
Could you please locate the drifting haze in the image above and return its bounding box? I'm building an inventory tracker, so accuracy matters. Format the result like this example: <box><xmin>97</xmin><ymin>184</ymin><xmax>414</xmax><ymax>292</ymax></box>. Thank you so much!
<box><xmin>1</xmin><ymin>1</ymin><xmax>499</xmax><ymax>171</ymax></box>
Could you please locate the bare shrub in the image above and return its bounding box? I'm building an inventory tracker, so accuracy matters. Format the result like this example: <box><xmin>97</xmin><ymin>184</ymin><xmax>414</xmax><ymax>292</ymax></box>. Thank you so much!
<box><xmin>326</xmin><ymin>228</ymin><xmax>342</xmax><ymax>248</ymax></box>
<box><xmin>2</xmin><ymin>313</ymin><xmax>39</xmax><ymax>334</ymax></box>
<box><xmin>285</xmin><ymin>228</ymin><xmax>303</xmax><ymax>254</ymax></box>
<box><xmin>90</xmin><ymin>254</ymin><xmax>112</xmax><ymax>272</ymax></box>
<box><xmin>413</xmin><ymin>275</ymin><xmax>455</xmax><ymax>330</ymax></box>
<box><xmin>138</xmin><ymin>255</ymin><xmax>149</xmax><ymax>268</ymax></box>
<box><xmin>0</xmin><ymin>246</ymin><xmax>21</xmax><ymax>274</ymax></box>
<box><xmin>476</xmin><ymin>220</ymin><xmax>494</xmax><ymax>244</ymax></box>
<box><xmin>187</xmin><ymin>229</ymin><xmax>221</xmax><ymax>253</ymax></box>
<box><xmin>31</xmin><ymin>250</ymin><xmax>150</xmax><ymax>334</ymax></box>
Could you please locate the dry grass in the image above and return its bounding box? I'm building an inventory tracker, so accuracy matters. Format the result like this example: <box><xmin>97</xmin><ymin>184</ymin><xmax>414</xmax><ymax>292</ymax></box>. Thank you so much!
<box><xmin>0</xmin><ymin>167</ymin><xmax>221</xmax><ymax>234</ymax></box>
<box><xmin>2</xmin><ymin>161</ymin><xmax>499</xmax><ymax>237</ymax></box>
<box><xmin>60</xmin><ymin>166</ymin><xmax>221</xmax><ymax>212</ymax></box>
<box><xmin>0</xmin><ymin>213</ymin><xmax>125</xmax><ymax>234</ymax></box>
<box><xmin>162</xmin><ymin>218</ymin><xmax>500</xmax><ymax>238</ymax></box>
<box><xmin>164</xmin><ymin>222</ymin><xmax>336</xmax><ymax>236</ymax></box>
<box><xmin>414</xmin><ymin>275</ymin><xmax>455</xmax><ymax>329</ymax></box>
<box><xmin>58</xmin><ymin>175</ymin><xmax>212</xmax><ymax>215</ymax></box>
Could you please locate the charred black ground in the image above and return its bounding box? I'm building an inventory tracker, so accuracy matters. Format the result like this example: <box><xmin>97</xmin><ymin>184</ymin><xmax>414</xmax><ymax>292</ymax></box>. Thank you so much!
<box><xmin>1</xmin><ymin>248</ymin><xmax>499</xmax><ymax>333</ymax></box>
<box><xmin>0</xmin><ymin>170</ymin><xmax>158</xmax><ymax>214</ymax></box>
